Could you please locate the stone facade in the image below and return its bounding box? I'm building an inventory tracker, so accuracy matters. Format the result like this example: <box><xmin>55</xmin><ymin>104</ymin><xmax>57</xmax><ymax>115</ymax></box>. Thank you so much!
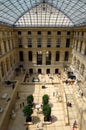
<box><xmin>14</xmin><ymin>27</ymin><xmax>73</xmax><ymax>75</ymax></box>
<box><xmin>0</xmin><ymin>25</ymin><xmax>86</xmax><ymax>130</ymax></box>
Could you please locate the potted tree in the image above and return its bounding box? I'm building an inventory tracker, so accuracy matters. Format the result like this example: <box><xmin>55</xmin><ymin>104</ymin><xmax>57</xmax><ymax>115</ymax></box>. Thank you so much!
<box><xmin>27</xmin><ymin>95</ymin><xmax>34</xmax><ymax>107</ymax></box>
<box><xmin>23</xmin><ymin>105</ymin><xmax>33</xmax><ymax>122</ymax></box>
<box><xmin>42</xmin><ymin>94</ymin><xmax>49</xmax><ymax>105</ymax></box>
<box><xmin>42</xmin><ymin>104</ymin><xmax>51</xmax><ymax>121</ymax></box>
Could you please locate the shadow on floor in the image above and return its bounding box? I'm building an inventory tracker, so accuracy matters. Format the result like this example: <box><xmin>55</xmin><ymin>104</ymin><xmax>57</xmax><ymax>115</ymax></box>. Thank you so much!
<box><xmin>32</xmin><ymin>116</ymin><xmax>40</xmax><ymax>124</ymax></box>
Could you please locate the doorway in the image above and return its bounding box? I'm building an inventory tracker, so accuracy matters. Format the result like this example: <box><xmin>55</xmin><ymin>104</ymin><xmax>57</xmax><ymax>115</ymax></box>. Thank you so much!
<box><xmin>38</xmin><ymin>69</ymin><xmax>42</xmax><ymax>74</ymax></box>
<box><xmin>29</xmin><ymin>68</ymin><xmax>33</xmax><ymax>74</ymax></box>
<box><xmin>55</xmin><ymin>69</ymin><xmax>59</xmax><ymax>74</ymax></box>
<box><xmin>46</xmin><ymin>69</ymin><xmax>50</xmax><ymax>74</ymax></box>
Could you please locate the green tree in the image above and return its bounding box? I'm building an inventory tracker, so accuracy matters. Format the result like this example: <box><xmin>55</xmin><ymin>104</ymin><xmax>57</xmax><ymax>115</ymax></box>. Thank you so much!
<box><xmin>42</xmin><ymin>104</ymin><xmax>51</xmax><ymax>121</ymax></box>
<box><xmin>42</xmin><ymin>94</ymin><xmax>49</xmax><ymax>105</ymax></box>
<box><xmin>27</xmin><ymin>95</ymin><xmax>34</xmax><ymax>106</ymax></box>
<box><xmin>23</xmin><ymin>105</ymin><xmax>33</xmax><ymax>122</ymax></box>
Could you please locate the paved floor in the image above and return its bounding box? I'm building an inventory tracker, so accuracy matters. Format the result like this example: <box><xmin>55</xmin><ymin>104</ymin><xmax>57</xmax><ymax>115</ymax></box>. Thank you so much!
<box><xmin>7</xmin><ymin>73</ymin><xmax>81</xmax><ymax>130</ymax></box>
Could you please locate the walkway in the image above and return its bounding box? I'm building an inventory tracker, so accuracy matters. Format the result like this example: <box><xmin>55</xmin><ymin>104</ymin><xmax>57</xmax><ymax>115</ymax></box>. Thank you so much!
<box><xmin>7</xmin><ymin>73</ymin><xmax>80</xmax><ymax>130</ymax></box>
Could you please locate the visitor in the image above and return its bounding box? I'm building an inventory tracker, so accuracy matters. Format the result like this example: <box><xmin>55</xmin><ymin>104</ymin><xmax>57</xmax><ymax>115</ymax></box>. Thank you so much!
<box><xmin>53</xmin><ymin>92</ymin><xmax>55</xmax><ymax>96</ymax></box>
<box><xmin>73</xmin><ymin>120</ymin><xmax>77</xmax><ymax>128</ymax></box>
<box><xmin>67</xmin><ymin>102</ymin><xmax>72</xmax><ymax>107</ymax></box>
<box><xmin>78</xmin><ymin>89</ymin><xmax>83</xmax><ymax>97</ymax></box>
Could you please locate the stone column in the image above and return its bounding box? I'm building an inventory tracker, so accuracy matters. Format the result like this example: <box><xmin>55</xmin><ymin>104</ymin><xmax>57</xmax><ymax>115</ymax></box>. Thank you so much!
<box><xmin>81</xmin><ymin>41</ymin><xmax>85</xmax><ymax>55</ymax></box>
<box><xmin>6</xmin><ymin>40</ymin><xmax>9</xmax><ymax>52</ymax></box>
<box><xmin>22</xmin><ymin>32</ymin><xmax>28</xmax><ymax>48</ymax></box>
<box><xmin>32</xmin><ymin>51</ymin><xmax>37</xmax><ymax>65</ymax></box>
<box><xmin>51</xmin><ymin>51</ymin><xmax>55</xmax><ymax>65</ymax></box>
<box><xmin>42</xmin><ymin>51</ymin><xmax>46</xmax><ymax>65</ymax></box>
<box><xmin>1</xmin><ymin>40</ymin><xmax>5</xmax><ymax>54</ymax></box>
<box><xmin>60</xmin><ymin>51</ymin><xmax>64</xmax><ymax>62</ymax></box>
<box><xmin>4</xmin><ymin>61</ymin><xmax>7</xmax><ymax>76</ymax></box>
<box><xmin>77</xmin><ymin>40</ymin><xmax>80</xmax><ymax>52</ymax></box>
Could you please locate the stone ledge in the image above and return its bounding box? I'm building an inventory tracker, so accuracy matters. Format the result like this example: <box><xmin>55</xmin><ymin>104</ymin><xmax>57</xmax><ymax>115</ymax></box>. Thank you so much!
<box><xmin>43</xmin><ymin>121</ymin><xmax>51</xmax><ymax>125</ymax></box>
<box><xmin>24</xmin><ymin>122</ymin><xmax>33</xmax><ymax>125</ymax></box>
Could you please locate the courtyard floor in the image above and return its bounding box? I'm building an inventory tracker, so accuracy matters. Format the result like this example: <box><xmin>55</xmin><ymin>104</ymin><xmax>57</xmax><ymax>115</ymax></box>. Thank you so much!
<box><xmin>6</xmin><ymin>73</ymin><xmax>81</xmax><ymax>130</ymax></box>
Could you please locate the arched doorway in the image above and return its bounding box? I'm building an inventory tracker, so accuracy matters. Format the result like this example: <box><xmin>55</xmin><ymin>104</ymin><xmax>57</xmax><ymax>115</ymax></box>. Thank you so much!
<box><xmin>38</xmin><ymin>69</ymin><xmax>42</xmax><ymax>74</ymax></box>
<box><xmin>29</xmin><ymin>68</ymin><xmax>33</xmax><ymax>74</ymax></box>
<box><xmin>46</xmin><ymin>69</ymin><xmax>50</xmax><ymax>74</ymax></box>
<box><xmin>55</xmin><ymin>69</ymin><xmax>59</xmax><ymax>74</ymax></box>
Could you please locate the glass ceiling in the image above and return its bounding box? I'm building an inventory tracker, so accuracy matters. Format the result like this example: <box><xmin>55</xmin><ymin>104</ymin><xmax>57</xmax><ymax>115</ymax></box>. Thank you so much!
<box><xmin>15</xmin><ymin>3</ymin><xmax>73</xmax><ymax>27</ymax></box>
<box><xmin>0</xmin><ymin>0</ymin><xmax>86</xmax><ymax>27</ymax></box>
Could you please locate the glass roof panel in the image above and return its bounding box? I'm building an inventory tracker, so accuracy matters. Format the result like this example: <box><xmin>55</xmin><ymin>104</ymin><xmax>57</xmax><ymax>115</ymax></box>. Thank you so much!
<box><xmin>0</xmin><ymin>0</ymin><xmax>86</xmax><ymax>26</ymax></box>
<box><xmin>15</xmin><ymin>3</ymin><xmax>74</xmax><ymax>27</ymax></box>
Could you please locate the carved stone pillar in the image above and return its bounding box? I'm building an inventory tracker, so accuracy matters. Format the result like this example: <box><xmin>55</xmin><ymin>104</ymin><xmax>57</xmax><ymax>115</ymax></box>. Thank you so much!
<box><xmin>32</xmin><ymin>52</ymin><xmax>36</xmax><ymax>65</ymax></box>
<box><xmin>42</xmin><ymin>51</ymin><xmax>46</xmax><ymax>65</ymax></box>
<box><xmin>51</xmin><ymin>51</ymin><xmax>55</xmax><ymax>65</ymax></box>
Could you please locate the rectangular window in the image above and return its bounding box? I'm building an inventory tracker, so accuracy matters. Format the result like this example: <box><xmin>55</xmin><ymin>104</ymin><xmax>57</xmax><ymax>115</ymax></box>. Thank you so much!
<box><xmin>47</xmin><ymin>31</ymin><xmax>51</xmax><ymax>35</ymax></box>
<box><xmin>28</xmin><ymin>38</ymin><xmax>32</xmax><ymax>47</ymax></box>
<box><xmin>37</xmin><ymin>31</ymin><xmax>41</xmax><ymax>35</ymax></box>
<box><xmin>66</xmin><ymin>39</ymin><xmax>70</xmax><ymax>48</ymax></box>
<box><xmin>64</xmin><ymin>51</ymin><xmax>69</xmax><ymax>61</ymax></box>
<box><xmin>18</xmin><ymin>31</ymin><xmax>21</xmax><ymax>35</ymax></box>
<box><xmin>46</xmin><ymin>51</ymin><xmax>51</xmax><ymax>65</ymax></box>
<box><xmin>56</xmin><ymin>51</ymin><xmax>60</xmax><ymax>61</ymax></box>
<box><xmin>57</xmin><ymin>31</ymin><xmax>61</xmax><ymax>35</ymax></box>
<box><xmin>28</xmin><ymin>31</ymin><xmax>31</xmax><ymax>35</ymax></box>
<box><xmin>82</xmin><ymin>32</ymin><xmax>84</xmax><ymax>36</ymax></box>
<box><xmin>47</xmin><ymin>38</ymin><xmax>51</xmax><ymax>47</ymax></box>
<box><xmin>28</xmin><ymin>51</ymin><xmax>32</xmax><ymax>61</ymax></box>
<box><xmin>19</xmin><ymin>51</ymin><xmax>24</xmax><ymax>61</ymax></box>
<box><xmin>18</xmin><ymin>38</ymin><xmax>22</xmax><ymax>48</ymax></box>
<box><xmin>56</xmin><ymin>38</ymin><xmax>60</xmax><ymax>47</ymax></box>
<box><xmin>37</xmin><ymin>38</ymin><xmax>42</xmax><ymax>48</ymax></box>
<box><xmin>67</xmin><ymin>31</ymin><xmax>71</xmax><ymax>35</ymax></box>
<box><xmin>37</xmin><ymin>52</ymin><xmax>42</xmax><ymax>65</ymax></box>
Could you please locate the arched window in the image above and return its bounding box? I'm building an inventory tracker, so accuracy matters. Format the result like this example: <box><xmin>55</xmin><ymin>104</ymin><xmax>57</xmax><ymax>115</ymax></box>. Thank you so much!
<box><xmin>46</xmin><ymin>51</ymin><xmax>51</xmax><ymax>65</ymax></box>
<box><xmin>66</xmin><ymin>39</ymin><xmax>70</xmax><ymax>48</ymax></box>
<box><xmin>29</xmin><ymin>69</ymin><xmax>33</xmax><ymax>74</ymax></box>
<box><xmin>37</xmin><ymin>51</ymin><xmax>42</xmax><ymax>65</ymax></box>
<box><xmin>28</xmin><ymin>51</ymin><xmax>32</xmax><ymax>61</ymax></box>
<box><xmin>28</xmin><ymin>38</ymin><xmax>32</xmax><ymax>47</ymax></box>
<box><xmin>64</xmin><ymin>51</ymin><xmax>69</xmax><ymax>61</ymax></box>
<box><xmin>19</xmin><ymin>51</ymin><xmax>24</xmax><ymax>61</ymax></box>
<box><xmin>56</xmin><ymin>38</ymin><xmax>60</xmax><ymax>47</ymax></box>
<box><xmin>37</xmin><ymin>38</ymin><xmax>42</xmax><ymax>48</ymax></box>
